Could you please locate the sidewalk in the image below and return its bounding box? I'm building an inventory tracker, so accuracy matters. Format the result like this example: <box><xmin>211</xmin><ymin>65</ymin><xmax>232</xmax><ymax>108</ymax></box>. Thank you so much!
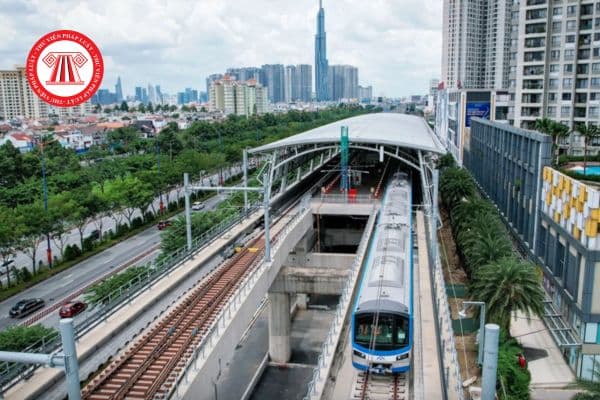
<box><xmin>510</xmin><ymin>312</ymin><xmax>579</xmax><ymax>399</ymax></box>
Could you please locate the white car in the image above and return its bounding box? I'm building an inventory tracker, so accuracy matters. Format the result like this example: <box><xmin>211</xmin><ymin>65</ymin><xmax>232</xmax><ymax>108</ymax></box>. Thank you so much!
<box><xmin>192</xmin><ymin>201</ymin><xmax>205</xmax><ymax>211</ymax></box>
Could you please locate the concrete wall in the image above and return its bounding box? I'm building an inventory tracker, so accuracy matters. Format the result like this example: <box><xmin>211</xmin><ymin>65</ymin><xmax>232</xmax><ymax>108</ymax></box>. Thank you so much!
<box><xmin>286</xmin><ymin>252</ymin><xmax>355</xmax><ymax>269</ymax></box>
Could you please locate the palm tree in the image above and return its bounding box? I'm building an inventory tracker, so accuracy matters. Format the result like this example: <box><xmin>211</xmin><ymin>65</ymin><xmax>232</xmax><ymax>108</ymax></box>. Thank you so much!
<box><xmin>440</xmin><ymin>168</ymin><xmax>476</xmax><ymax>209</ymax></box>
<box><xmin>469</xmin><ymin>257</ymin><xmax>545</xmax><ymax>332</ymax></box>
<box><xmin>535</xmin><ymin>117</ymin><xmax>553</xmax><ymax>135</ymax></box>
<box><xmin>578</xmin><ymin>123</ymin><xmax>600</xmax><ymax>175</ymax></box>
<box><xmin>549</xmin><ymin>121</ymin><xmax>570</xmax><ymax>165</ymax></box>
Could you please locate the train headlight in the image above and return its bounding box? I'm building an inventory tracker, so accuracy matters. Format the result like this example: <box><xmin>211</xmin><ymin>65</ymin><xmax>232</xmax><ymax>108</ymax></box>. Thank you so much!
<box><xmin>396</xmin><ymin>353</ymin><xmax>409</xmax><ymax>361</ymax></box>
<box><xmin>353</xmin><ymin>350</ymin><xmax>366</xmax><ymax>359</ymax></box>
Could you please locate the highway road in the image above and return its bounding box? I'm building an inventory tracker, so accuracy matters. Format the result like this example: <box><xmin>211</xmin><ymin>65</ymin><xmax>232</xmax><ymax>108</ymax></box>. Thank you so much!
<box><xmin>0</xmin><ymin>191</ymin><xmax>230</xmax><ymax>331</ymax></box>
<box><xmin>6</xmin><ymin>164</ymin><xmax>244</xmax><ymax>275</ymax></box>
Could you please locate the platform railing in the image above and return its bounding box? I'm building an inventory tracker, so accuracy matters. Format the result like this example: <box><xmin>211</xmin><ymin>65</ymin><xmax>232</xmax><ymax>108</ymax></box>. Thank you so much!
<box><xmin>303</xmin><ymin>206</ymin><xmax>378</xmax><ymax>400</ymax></box>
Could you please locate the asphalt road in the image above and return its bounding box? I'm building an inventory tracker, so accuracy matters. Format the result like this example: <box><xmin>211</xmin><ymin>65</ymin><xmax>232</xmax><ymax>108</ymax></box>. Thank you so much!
<box><xmin>0</xmin><ymin>191</ymin><xmax>229</xmax><ymax>331</ymax></box>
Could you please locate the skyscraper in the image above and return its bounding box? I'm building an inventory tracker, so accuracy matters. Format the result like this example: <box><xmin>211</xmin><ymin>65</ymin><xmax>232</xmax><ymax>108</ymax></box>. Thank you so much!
<box><xmin>135</xmin><ymin>86</ymin><xmax>143</xmax><ymax>102</ymax></box>
<box><xmin>261</xmin><ymin>64</ymin><xmax>285</xmax><ymax>103</ymax></box>
<box><xmin>284</xmin><ymin>65</ymin><xmax>296</xmax><ymax>103</ymax></box>
<box><xmin>328</xmin><ymin>65</ymin><xmax>359</xmax><ymax>101</ymax></box>
<box><xmin>315</xmin><ymin>0</ymin><xmax>329</xmax><ymax>101</ymax></box>
<box><xmin>297</xmin><ymin>64</ymin><xmax>312</xmax><ymax>102</ymax></box>
<box><xmin>115</xmin><ymin>77</ymin><xmax>123</xmax><ymax>103</ymax></box>
<box><xmin>441</xmin><ymin>0</ymin><xmax>512</xmax><ymax>89</ymax></box>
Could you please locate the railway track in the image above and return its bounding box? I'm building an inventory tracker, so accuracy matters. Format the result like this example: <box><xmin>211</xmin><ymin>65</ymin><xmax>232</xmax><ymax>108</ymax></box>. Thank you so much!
<box><xmin>351</xmin><ymin>371</ymin><xmax>409</xmax><ymax>400</ymax></box>
<box><xmin>81</xmin><ymin>206</ymin><xmax>297</xmax><ymax>400</ymax></box>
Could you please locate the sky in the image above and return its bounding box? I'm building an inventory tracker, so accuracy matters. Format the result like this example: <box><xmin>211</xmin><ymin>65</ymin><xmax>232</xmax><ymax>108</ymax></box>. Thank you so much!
<box><xmin>0</xmin><ymin>0</ymin><xmax>442</xmax><ymax>98</ymax></box>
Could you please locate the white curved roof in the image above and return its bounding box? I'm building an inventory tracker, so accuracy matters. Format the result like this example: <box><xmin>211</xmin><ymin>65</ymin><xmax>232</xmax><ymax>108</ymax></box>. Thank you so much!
<box><xmin>249</xmin><ymin>113</ymin><xmax>445</xmax><ymax>154</ymax></box>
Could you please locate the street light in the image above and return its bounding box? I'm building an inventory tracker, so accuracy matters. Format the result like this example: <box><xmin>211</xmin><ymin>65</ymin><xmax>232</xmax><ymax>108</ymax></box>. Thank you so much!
<box><xmin>459</xmin><ymin>300</ymin><xmax>486</xmax><ymax>366</ymax></box>
<box><xmin>156</xmin><ymin>139</ymin><xmax>164</xmax><ymax>214</ymax></box>
<box><xmin>39</xmin><ymin>138</ymin><xmax>53</xmax><ymax>269</ymax></box>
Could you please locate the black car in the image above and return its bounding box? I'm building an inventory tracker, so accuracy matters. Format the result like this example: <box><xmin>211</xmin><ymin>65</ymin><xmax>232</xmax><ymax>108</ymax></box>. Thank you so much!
<box><xmin>9</xmin><ymin>298</ymin><xmax>45</xmax><ymax>318</ymax></box>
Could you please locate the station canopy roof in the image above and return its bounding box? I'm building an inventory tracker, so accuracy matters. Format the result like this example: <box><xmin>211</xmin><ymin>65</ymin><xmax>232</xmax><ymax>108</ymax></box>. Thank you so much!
<box><xmin>249</xmin><ymin>113</ymin><xmax>445</xmax><ymax>154</ymax></box>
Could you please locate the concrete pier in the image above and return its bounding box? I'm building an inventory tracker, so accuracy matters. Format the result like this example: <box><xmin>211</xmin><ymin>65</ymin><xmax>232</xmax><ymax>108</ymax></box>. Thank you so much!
<box><xmin>268</xmin><ymin>292</ymin><xmax>292</xmax><ymax>363</ymax></box>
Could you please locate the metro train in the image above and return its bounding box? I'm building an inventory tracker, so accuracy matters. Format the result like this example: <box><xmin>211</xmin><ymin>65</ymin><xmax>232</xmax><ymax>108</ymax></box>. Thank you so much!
<box><xmin>351</xmin><ymin>171</ymin><xmax>413</xmax><ymax>374</ymax></box>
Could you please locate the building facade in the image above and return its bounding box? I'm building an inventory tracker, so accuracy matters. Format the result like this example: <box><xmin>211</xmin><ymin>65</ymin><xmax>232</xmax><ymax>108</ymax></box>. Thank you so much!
<box><xmin>442</xmin><ymin>0</ymin><xmax>512</xmax><ymax>89</ymax></box>
<box><xmin>328</xmin><ymin>65</ymin><xmax>359</xmax><ymax>101</ymax></box>
<box><xmin>209</xmin><ymin>76</ymin><xmax>267</xmax><ymax>116</ymax></box>
<box><xmin>512</xmin><ymin>0</ymin><xmax>600</xmax><ymax>131</ymax></box>
<box><xmin>261</xmin><ymin>64</ymin><xmax>285</xmax><ymax>103</ymax></box>
<box><xmin>434</xmin><ymin>88</ymin><xmax>511</xmax><ymax>164</ymax></box>
<box><xmin>315</xmin><ymin>0</ymin><xmax>329</xmax><ymax>101</ymax></box>
<box><xmin>464</xmin><ymin>118</ymin><xmax>600</xmax><ymax>381</ymax></box>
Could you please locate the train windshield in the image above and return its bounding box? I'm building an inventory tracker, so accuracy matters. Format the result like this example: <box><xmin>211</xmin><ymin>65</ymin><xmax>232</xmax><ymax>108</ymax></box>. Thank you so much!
<box><xmin>354</xmin><ymin>313</ymin><xmax>409</xmax><ymax>351</ymax></box>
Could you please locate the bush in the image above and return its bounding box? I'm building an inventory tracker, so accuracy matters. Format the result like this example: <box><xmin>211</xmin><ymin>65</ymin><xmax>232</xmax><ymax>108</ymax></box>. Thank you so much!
<box><xmin>143</xmin><ymin>211</ymin><xmax>155</xmax><ymax>222</ymax></box>
<box><xmin>20</xmin><ymin>267</ymin><xmax>32</xmax><ymax>282</ymax></box>
<box><xmin>131</xmin><ymin>216</ymin><xmax>144</xmax><ymax>229</ymax></box>
<box><xmin>0</xmin><ymin>325</ymin><xmax>58</xmax><ymax>351</ymax></box>
<box><xmin>63</xmin><ymin>244</ymin><xmax>82</xmax><ymax>261</ymax></box>
<box><xmin>82</xmin><ymin>237</ymin><xmax>95</xmax><ymax>252</ymax></box>
<box><xmin>168</xmin><ymin>201</ymin><xmax>178</xmax><ymax>213</ymax></box>
<box><xmin>115</xmin><ymin>223</ymin><xmax>129</xmax><ymax>237</ymax></box>
<box><xmin>497</xmin><ymin>338</ymin><xmax>531</xmax><ymax>400</ymax></box>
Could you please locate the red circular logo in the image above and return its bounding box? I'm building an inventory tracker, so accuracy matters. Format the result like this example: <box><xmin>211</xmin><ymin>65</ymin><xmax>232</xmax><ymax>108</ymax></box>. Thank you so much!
<box><xmin>26</xmin><ymin>30</ymin><xmax>104</xmax><ymax>107</ymax></box>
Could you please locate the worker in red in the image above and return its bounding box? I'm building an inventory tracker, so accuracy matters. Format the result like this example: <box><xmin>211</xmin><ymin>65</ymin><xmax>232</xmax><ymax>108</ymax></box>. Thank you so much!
<box><xmin>518</xmin><ymin>353</ymin><xmax>527</xmax><ymax>369</ymax></box>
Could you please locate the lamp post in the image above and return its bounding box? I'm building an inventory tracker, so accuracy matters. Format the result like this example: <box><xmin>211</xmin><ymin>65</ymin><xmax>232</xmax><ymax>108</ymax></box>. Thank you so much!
<box><xmin>459</xmin><ymin>300</ymin><xmax>486</xmax><ymax>366</ymax></box>
<box><xmin>40</xmin><ymin>141</ymin><xmax>52</xmax><ymax>269</ymax></box>
<box><xmin>156</xmin><ymin>139</ymin><xmax>164</xmax><ymax>214</ymax></box>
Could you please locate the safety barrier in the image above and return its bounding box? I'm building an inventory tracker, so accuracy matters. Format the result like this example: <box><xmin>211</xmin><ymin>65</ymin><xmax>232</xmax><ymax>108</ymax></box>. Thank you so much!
<box><xmin>303</xmin><ymin>206</ymin><xmax>378</xmax><ymax>400</ymax></box>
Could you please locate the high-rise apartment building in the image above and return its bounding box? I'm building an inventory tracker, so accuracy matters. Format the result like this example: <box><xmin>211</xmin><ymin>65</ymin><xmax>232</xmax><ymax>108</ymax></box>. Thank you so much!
<box><xmin>209</xmin><ymin>76</ymin><xmax>267</xmax><ymax>116</ymax></box>
<box><xmin>442</xmin><ymin>0</ymin><xmax>512</xmax><ymax>89</ymax></box>
<box><xmin>328</xmin><ymin>65</ymin><xmax>359</xmax><ymax>101</ymax></box>
<box><xmin>261</xmin><ymin>64</ymin><xmax>285</xmax><ymax>103</ymax></box>
<box><xmin>512</xmin><ymin>0</ymin><xmax>600</xmax><ymax>131</ymax></box>
<box><xmin>297</xmin><ymin>64</ymin><xmax>313</xmax><ymax>102</ymax></box>
<box><xmin>284</xmin><ymin>65</ymin><xmax>296</xmax><ymax>103</ymax></box>
<box><xmin>315</xmin><ymin>0</ymin><xmax>329</xmax><ymax>101</ymax></box>
<box><xmin>358</xmin><ymin>85</ymin><xmax>373</xmax><ymax>101</ymax></box>
<box><xmin>206</xmin><ymin>74</ymin><xmax>224</xmax><ymax>97</ymax></box>
<box><xmin>226</xmin><ymin>67</ymin><xmax>261</xmax><ymax>83</ymax></box>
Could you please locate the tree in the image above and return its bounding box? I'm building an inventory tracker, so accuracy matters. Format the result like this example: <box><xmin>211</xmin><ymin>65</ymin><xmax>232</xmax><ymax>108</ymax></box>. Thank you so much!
<box><xmin>0</xmin><ymin>324</ymin><xmax>57</xmax><ymax>351</ymax></box>
<box><xmin>469</xmin><ymin>257</ymin><xmax>545</xmax><ymax>332</ymax></box>
<box><xmin>577</xmin><ymin>123</ymin><xmax>600</xmax><ymax>175</ymax></box>
<box><xmin>120</xmin><ymin>101</ymin><xmax>129</xmax><ymax>112</ymax></box>
<box><xmin>549</xmin><ymin>121</ymin><xmax>570</xmax><ymax>165</ymax></box>
<box><xmin>0</xmin><ymin>207</ymin><xmax>25</xmax><ymax>286</ymax></box>
<box><xmin>16</xmin><ymin>202</ymin><xmax>48</xmax><ymax>274</ymax></box>
<box><xmin>138</xmin><ymin>103</ymin><xmax>146</xmax><ymax>113</ymax></box>
<box><xmin>440</xmin><ymin>167</ymin><xmax>476</xmax><ymax>210</ymax></box>
<box><xmin>147</xmin><ymin>102</ymin><xmax>154</xmax><ymax>113</ymax></box>
<box><xmin>48</xmin><ymin>193</ymin><xmax>79</xmax><ymax>259</ymax></box>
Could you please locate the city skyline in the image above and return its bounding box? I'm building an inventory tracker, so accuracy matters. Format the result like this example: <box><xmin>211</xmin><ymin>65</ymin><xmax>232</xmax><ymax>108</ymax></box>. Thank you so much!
<box><xmin>0</xmin><ymin>0</ymin><xmax>442</xmax><ymax>98</ymax></box>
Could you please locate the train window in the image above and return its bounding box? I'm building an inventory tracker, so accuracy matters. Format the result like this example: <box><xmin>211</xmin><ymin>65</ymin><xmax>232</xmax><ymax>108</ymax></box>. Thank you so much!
<box><xmin>396</xmin><ymin>316</ymin><xmax>410</xmax><ymax>346</ymax></box>
<box><xmin>355</xmin><ymin>314</ymin><xmax>406</xmax><ymax>350</ymax></box>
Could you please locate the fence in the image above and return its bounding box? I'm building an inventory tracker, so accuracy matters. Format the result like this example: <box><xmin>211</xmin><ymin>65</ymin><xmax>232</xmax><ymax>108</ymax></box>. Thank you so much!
<box><xmin>302</xmin><ymin>206</ymin><xmax>378</xmax><ymax>400</ymax></box>
<box><xmin>0</xmin><ymin>202</ymin><xmax>261</xmax><ymax>394</ymax></box>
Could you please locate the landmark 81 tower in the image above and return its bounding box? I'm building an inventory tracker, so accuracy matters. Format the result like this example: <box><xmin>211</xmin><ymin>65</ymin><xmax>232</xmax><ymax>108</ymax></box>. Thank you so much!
<box><xmin>315</xmin><ymin>0</ymin><xmax>328</xmax><ymax>101</ymax></box>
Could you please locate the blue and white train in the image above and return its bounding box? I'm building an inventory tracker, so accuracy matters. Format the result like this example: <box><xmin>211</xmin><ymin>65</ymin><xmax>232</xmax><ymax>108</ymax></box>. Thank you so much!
<box><xmin>351</xmin><ymin>171</ymin><xmax>413</xmax><ymax>374</ymax></box>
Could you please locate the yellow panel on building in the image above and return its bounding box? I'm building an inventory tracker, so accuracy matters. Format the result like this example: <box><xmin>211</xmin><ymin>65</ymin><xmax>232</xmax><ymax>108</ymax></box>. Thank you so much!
<box><xmin>573</xmin><ymin>226</ymin><xmax>581</xmax><ymax>240</ymax></box>
<box><xmin>585</xmin><ymin>219</ymin><xmax>598</xmax><ymax>237</ymax></box>
<box><xmin>554</xmin><ymin>211</ymin><xmax>561</xmax><ymax>223</ymax></box>
<box><xmin>577</xmin><ymin>201</ymin><xmax>584</xmax><ymax>213</ymax></box>
<box><xmin>592</xmin><ymin>208</ymin><xmax>600</xmax><ymax>221</ymax></box>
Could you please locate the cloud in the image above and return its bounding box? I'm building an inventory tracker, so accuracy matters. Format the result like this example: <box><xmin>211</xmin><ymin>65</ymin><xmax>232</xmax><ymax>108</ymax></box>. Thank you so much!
<box><xmin>0</xmin><ymin>0</ymin><xmax>442</xmax><ymax>97</ymax></box>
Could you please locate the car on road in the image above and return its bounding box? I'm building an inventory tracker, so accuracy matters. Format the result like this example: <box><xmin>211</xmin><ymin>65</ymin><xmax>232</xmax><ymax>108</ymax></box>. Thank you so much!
<box><xmin>192</xmin><ymin>201</ymin><xmax>205</xmax><ymax>211</ymax></box>
<box><xmin>59</xmin><ymin>301</ymin><xmax>87</xmax><ymax>318</ymax></box>
<box><xmin>9</xmin><ymin>298</ymin><xmax>45</xmax><ymax>318</ymax></box>
<box><xmin>158</xmin><ymin>220</ymin><xmax>173</xmax><ymax>230</ymax></box>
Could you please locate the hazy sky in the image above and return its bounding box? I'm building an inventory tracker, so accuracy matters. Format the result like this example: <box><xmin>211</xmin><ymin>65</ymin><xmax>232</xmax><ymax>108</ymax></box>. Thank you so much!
<box><xmin>0</xmin><ymin>0</ymin><xmax>442</xmax><ymax>98</ymax></box>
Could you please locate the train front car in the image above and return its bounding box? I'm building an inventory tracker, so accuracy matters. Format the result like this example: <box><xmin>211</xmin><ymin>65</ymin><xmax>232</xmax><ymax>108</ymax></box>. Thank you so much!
<box><xmin>351</xmin><ymin>172</ymin><xmax>413</xmax><ymax>374</ymax></box>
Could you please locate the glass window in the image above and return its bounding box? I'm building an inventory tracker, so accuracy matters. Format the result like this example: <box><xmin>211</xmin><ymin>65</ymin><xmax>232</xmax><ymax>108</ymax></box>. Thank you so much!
<box><xmin>593</xmin><ymin>63</ymin><xmax>600</xmax><ymax>73</ymax></box>
<box><xmin>580</xmin><ymin>355</ymin><xmax>595</xmax><ymax>381</ymax></box>
<box><xmin>354</xmin><ymin>314</ymin><xmax>409</xmax><ymax>350</ymax></box>
<box><xmin>585</xmin><ymin>323</ymin><xmax>598</xmax><ymax>343</ymax></box>
<box><xmin>553</xmin><ymin>6</ymin><xmax>562</xmax><ymax>15</ymax></box>
<box><xmin>566</xmin><ymin>35</ymin><xmax>576</xmax><ymax>43</ymax></box>
<box><xmin>565</xmin><ymin>64</ymin><xmax>574</xmax><ymax>73</ymax></box>
<box><xmin>550</xmin><ymin>64</ymin><xmax>560</xmax><ymax>72</ymax></box>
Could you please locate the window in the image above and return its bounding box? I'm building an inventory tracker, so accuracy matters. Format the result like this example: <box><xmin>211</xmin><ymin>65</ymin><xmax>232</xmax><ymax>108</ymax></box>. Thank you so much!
<box><xmin>527</xmin><ymin>23</ymin><xmax>547</xmax><ymax>33</ymax></box>
<box><xmin>548</xmin><ymin>92</ymin><xmax>558</xmax><ymax>102</ymax></box>
<box><xmin>592</xmin><ymin>77</ymin><xmax>600</xmax><ymax>87</ymax></box>
<box><xmin>563</xmin><ymin>78</ymin><xmax>573</xmax><ymax>88</ymax></box>
<box><xmin>354</xmin><ymin>314</ymin><xmax>409</xmax><ymax>350</ymax></box>
<box><xmin>555</xmin><ymin>242</ymin><xmax>565</xmax><ymax>278</ymax></box>
<box><xmin>562</xmin><ymin>92</ymin><xmax>572</xmax><ymax>101</ymax></box>
<box><xmin>584</xmin><ymin>323</ymin><xmax>598</xmax><ymax>344</ymax></box>
<box><xmin>552</xmin><ymin>21</ymin><xmax>562</xmax><ymax>32</ymax></box>
<box><xmin>591</xmin><ymin>92</ymin><xmax>600</xmax><ymax>100</ymax></box>
<box><xmin>549</xmin><ymin>79</ymin><xmax>559</xmax><ymax>88</ymax></box>
<box><xmin>566</xmin><ymin>34</ymin><xmax>576</xmax><ymax>44</ymax></box>
<box><xmin>553</xmin><ymin>6</ymin><xmax>562</xmax><ymax>15</ymax></box>
<box><xmin>550</xmin><ymin>64</ymin><xmax>560</xmax><ymax>72</ymax></box>
<box><xmin>593</xmin><ymin>63</ymin><xmax>600</xmax><ymax>73</ymax></box>
<box><xmin>564</xmin><ymin>63</ymin><xmax>574</xmax><ymax>73</ymax></box>
<box><xmin>551</xmin><ymin>50</ymin><xmax>561</xmax><ymax>61</ymax></box>
<box><xmin>567</xmin><ymin>5</ymin><xmax>577</xmax><ymax>16</ymax></box>
<box><xmin>590</xmin><ymin>107</ymin><xmax>600</xmax><ymax>117</ymax></box>
<box><xmin>595</xmin><ymin>48</ymin><xmax>600</xmax><ymax>58</ymax></box>
<box><xmin>565</xmin><ymin>49</ymin><xmax>575</xmax><ymax>60</ymax></box>
<box><xmin>566</xmin><ymin>20</ymin><xmax>577</xmax><ymax>31</ymax></box>
<box><xmin>551</xmin><ymin>36</ymin><xmax>561</xmax><ymax>47</ymax></box>
<box><xmin>547</xmin><ymin>106</ymin><xmax>557</xmax><ymax>115</ymax></box>
<box><xmin>561</xmin><ymin>105</ymin><xmax>571</xmax><ymax>117</ymax></box>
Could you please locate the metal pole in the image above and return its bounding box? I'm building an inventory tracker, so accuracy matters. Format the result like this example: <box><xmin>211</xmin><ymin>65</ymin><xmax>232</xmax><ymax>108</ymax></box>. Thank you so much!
<box><xmin>263</xmin><ymin>173</ymin><xmax>271</xmax><ymax>263</ymax></box>
<box><xmin>243</xmin><ymin>149</ymin><xmax>248</xmax><ymax>211</ymax></box>
<box><xmin>60</xmin><ymin>318</ymin><xmax>81</xmax><ymax>400</ymax></box>
<box><xmin>481</xmin><ymin>324</ymin><xmax>500</xmax><ymax>400</ymax></box>
<box><xmin>157</xmin><ymin>139</ymin><xmax>164</xmax><ymax>214</ymax></box>
<box><xmin>41</xmin><ymin>146</ymin><xmax>52</xmax><ymax>269</ymax></box>
<box><xmin>478</xmin><ymin>304</ymin><xmax>486</xmax><ymax>366</ymax></box>
<box><xmin>184</xmin><ymin>173</ymin><xmax>192</xmax><ymax>251</ymax></box>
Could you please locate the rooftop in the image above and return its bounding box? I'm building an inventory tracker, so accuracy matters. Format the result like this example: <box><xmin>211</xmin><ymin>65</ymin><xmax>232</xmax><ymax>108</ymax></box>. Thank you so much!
<box><xmin>249</xmin><ymin>113</ymin><xmax>444</xmax><ymax>154</ymax></box>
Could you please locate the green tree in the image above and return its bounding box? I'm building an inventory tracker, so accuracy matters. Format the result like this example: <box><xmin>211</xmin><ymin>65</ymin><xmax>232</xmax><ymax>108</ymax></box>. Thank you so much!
<box><xmin>469</xmin><ymin>257</ymin><xmax>545</xmax><ymax>332</ymax></box>
<box><xmin>48</xmin><ymin>193</ymin><xmax>78</xmax><ymax>258</ymax></box>
<box><xmin>0</xmin><ymin>142</ymin><xmax>24</xmax><ymax>187</ymax></box>
<box><xmin>16</xmin><ymin>202</ymin><xmax>48</xmax><ymax>274</ymax></box>
<box><xmin>439</xmin><ymin>167</ymin><xmax>476</xmax><ymax>210</ymax></box>
<box><xmin>138</xmin><ymin>103</ymin><xmax>146</xmax><ymax>113</ymax></box>
<box><xmin>147</xmin><ymin>102</ymin><xmax>154</xmax><ymax>113</ymax></box>
<box><xmin>120</xmin><ymin>101</ymin><xmax>129</xmax><ymax>112</ymax></box>
<box><xmin>0</xmin><ymin>207</ymin><xmax>25</xmax><ymax>286</ymax></box>
<box><xmin>0</xmin><ymin>324</ymin><xmax>57</xmax><ymax>351</ymax></box>
<box><xmin>549</xmin><ymin>121</ymin><xmax>570</xmax><ymax>165</ymax></box>
<box><xmin>577</xmin><ymin>123</ymin><xmax>600</xmax><ymax>175</ymax></box>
